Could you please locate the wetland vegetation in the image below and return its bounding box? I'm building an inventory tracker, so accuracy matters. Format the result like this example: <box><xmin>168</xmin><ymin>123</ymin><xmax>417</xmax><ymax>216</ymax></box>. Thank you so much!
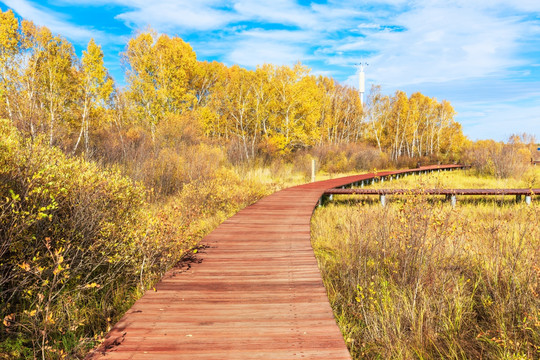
<box><xmin>312</xmin><ymin>169</ymin><xmax>540</xmax><ymax>359</ymax></box>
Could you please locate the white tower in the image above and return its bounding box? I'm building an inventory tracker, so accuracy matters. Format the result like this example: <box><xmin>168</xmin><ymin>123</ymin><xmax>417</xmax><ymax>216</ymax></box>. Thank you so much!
<box><xmin>357</xmin><ymin>62</ymin><xmax>367</xmax><ymax>106</ymax></box>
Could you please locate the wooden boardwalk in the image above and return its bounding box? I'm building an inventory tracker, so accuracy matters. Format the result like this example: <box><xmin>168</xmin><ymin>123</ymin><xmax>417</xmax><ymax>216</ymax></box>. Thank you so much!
<box><xmin>89</xmin><ymin>165</ymin><xmax>464</xmax><ymax>359</ymax></box>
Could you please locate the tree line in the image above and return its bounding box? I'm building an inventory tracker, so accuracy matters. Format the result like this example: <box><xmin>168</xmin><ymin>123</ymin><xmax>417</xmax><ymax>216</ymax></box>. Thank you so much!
<box><xmin>0</xmin><ymin>9</ymin><xmax>465</xmax><ymax>165</ymax></box>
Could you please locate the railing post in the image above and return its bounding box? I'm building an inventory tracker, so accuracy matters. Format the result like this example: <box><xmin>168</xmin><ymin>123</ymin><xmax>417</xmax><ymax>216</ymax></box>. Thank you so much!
<box><xmin>525</xmin><ymin>195</ymin><xmax>532</xmax><ymax>205</ymax></box>
<box><xmin>380</xmin><ymin>194</ymin><xmax>386</xmax><ymax>207</ymax></box>
<box><xmin>446</xmin><ymin>194</ymin><xmax>456</xmax><ymax>207</ymax></box>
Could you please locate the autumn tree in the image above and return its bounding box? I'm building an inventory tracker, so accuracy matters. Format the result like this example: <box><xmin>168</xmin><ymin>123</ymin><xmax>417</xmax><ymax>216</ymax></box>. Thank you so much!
<box><xmin>189</xmin><ymin>60</ymin><xmax>224</xmax><ymax>109</ymax></box>
<box><xmin>364</xmin><ymin>86</ymin><xmax>463</xmax><ymax>161</ymax></box>
<box><xmin>215</xmin><ymin>65</ymin><xmax>259</xmax><ymax>160</ymax></box>
<box><xmin>250</xmin><ymin>64</ymin><xmax>274</xmax><ymax>146</ymax></box>
<box><xmin>365</xmin><ymin>85</ymin><xmax>391</xmax><ymax>153</ymax></box>
<box><xmin>19</xmin><ymin>22</ymin><xmax>77</xmax><ymax>145</ymax></box>
<box><xmin>12</xmin><ymin>20</ymin><xmax>42</xmax><ymax>137</ymax></box>
<box><xmin>266</xmin><ymin>63</ymin><xmax>321</xmax><ymax>154</ymax></box>
<box><xmin>73</xmin><ymin>38</ymin><xmax>113</xmax><ymax>154</ymax></box>
<box><xmin>0</xmin><ymin>9</ymin><xmax>19</xmax><ymax>122</ymax></box>
<box><xmin>318</xmin><ymin>79</ymin><xmax>363</xmax><ymax>144</ymax></box>
<box><xmin>124</xmin><ymin>30</ymin><xmax>197</xmax><ymax>141</ymax></box>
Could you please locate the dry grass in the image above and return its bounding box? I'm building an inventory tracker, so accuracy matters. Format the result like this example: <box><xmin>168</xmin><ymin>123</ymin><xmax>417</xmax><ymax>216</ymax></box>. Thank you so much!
<box><xmin>312</xmin><ymin>170</ymin><xmax>540</xmax><ymax>359</ymax></box>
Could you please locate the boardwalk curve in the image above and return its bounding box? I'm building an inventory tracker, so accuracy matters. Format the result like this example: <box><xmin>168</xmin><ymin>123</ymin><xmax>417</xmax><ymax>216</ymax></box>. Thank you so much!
<box><xmin>90</xmin><ymin>165</ymin><xmax>464</xmax><ymax>359</ymax></box>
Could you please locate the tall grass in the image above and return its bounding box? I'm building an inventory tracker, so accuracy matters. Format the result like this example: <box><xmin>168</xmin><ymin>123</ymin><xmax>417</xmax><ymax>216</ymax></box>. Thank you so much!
<box><xmin>312</xmin><ymin>172</ymin><xmax>540</xmax><ymax>359</ymax></box>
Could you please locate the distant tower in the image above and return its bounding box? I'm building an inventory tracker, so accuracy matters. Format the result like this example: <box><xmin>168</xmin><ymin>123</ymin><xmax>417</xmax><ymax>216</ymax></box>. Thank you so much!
<box><xmin>357</xmin><ymin>62</ymin><xmax>368</xmax><ymax>106</ymax></box>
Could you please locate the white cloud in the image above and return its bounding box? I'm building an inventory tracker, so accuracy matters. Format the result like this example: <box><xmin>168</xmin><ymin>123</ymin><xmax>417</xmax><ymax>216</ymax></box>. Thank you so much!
<box><xmin>233</xmin><ymin>0</ymin><xmax>318</xmax><ymax>29</ymax></box>
<box><xmin>114</xmin><ymin>0</ymin><xmax>237</xmax><ymax>32</ymax></box>
<box><xmin>359</xmin><ymin>5</ymin><xmax>525</xmax><ymax>87</ymax></box>
<box><xmin>458</xmin><ymin>102</ymin><xmax>540</xmax><ymax>141</ymax></box>
<box><xmin>451</xmin><ymin>0</ymin><xmax>540</xmax><ymax>13</ymax></box>
<box><xmin>226</xmin><ymin>37</ymin><xmax>306</xmax><ymax>68</ymax></box>
<box><xmin>357</xmin><ymin>23</ymin><xmax>381</xmax><ymax>29</ymax></box>
<box><xmin>238</xmin><ymin>28</ymin><xmax>314</xmax><ymax>42</ymax></box>
<box><xmin>47</xmin><ymin>0</ymin><xmax>236</xmax><ymax>32</ymax></box>
<box><xmin>2</xmin><ymin>0</ymin><xmax>109</xmax><ymax>44</ymax></box>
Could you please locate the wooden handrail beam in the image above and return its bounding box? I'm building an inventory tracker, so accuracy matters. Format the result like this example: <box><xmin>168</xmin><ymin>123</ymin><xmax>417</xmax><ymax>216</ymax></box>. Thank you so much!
<box><xmin>324</xmin><ymin>189</ymin><xmax>540</xmax><ymax>196</ymax></box>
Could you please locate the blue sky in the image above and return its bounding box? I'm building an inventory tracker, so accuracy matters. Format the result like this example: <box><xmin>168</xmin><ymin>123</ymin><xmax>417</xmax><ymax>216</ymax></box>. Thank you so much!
<box><xmin>1</xmin><ymin>0</ymin><xmax>539</xmax><ymax>141</ymax></box>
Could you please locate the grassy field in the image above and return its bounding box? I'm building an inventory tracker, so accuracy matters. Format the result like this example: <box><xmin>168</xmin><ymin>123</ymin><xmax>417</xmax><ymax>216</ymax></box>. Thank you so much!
<box><xmin>311</xmin><ymin>167</ymin><xmax>540</xmax><ymax>359</ymax></box>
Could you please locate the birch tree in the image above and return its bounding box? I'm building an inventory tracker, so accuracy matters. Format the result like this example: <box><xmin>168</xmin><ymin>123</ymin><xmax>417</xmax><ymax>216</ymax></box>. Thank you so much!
<box><xmin>73</xmin><ymin>39</ymin><xmax>113</xmax><ymax>154</ymax></box>
<box><xmin>124</xmin><ymin>30</ymin><xmax>197</xmax><ymax>141</ymax></box>
<box><xmin>0</xmin><ymin>9</ymin><xmax>19</xmax><ymax>122</ymax></box>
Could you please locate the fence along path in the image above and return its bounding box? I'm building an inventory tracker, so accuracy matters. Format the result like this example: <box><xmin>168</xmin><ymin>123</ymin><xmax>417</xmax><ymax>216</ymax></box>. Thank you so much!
<box><xmin>323</xmin><ymin>188</ymin><xmax>539</xmax><ymax>207</ymax></box>
<box><xmin>89</xmin><ymin>164</ymin><xmax>464</xmax><ymax>360</ymax></box>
